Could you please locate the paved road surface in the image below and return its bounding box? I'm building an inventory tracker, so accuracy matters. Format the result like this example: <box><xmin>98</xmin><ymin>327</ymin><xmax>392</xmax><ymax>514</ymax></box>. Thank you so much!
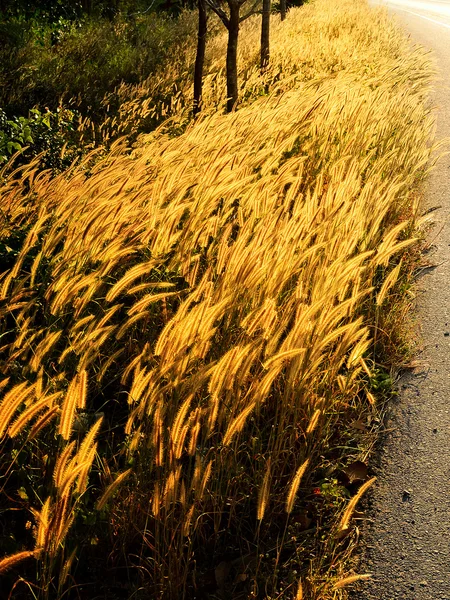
<box><xmin>358</xmin><ymin>1</ymin><xmax>450</xmax><ymax>599</ymax></box>
<box><xmin>380</xmin><ymin>0</ymin><xmax>450</xmax><ymax>26</ymax></box>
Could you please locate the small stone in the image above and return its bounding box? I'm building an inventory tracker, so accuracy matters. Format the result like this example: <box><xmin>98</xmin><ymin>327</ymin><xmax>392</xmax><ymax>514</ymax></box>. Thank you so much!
<box><xmin>444</xmin><ymin>332</ymin><xmax>450</xmax><ymax>337</ymax></box>
<box><xmin>402</xmin><ymin>490</ymin><xmax>411</xmax><ymax>501</ymax></box>
<box><xmin>433</xmin><ymin>428</ymin><xmax>438</xmax><ymax>433</ymax></box>
<box><xmin>420</xmin><ymin>580</ymin><xmax>428</xmax><ymax>587</ymax></box>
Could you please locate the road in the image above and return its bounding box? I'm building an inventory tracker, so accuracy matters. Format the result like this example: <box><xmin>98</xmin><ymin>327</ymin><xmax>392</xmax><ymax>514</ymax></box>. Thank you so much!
<box><xmin>377</xmin><ymin>0</ymin><xmax>450</xmax><ymax>27</ymax></box>
<box><xmin>358</xmin><ymin>1</ymin><xmax>450</xmax><ymax>599</ymax></box>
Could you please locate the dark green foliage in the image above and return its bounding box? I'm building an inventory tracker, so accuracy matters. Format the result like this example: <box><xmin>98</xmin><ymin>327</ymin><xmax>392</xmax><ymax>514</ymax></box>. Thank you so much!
<box><xmin>0</xmin><ymin>106</ymin><xmax>81</xmax><ymax>172</ymax></box>
<box><xmin>1</xmin><ymin>0</ymin><xmax>162</xmax><ymax>21</ymax></box>
<box><xmin>0</xmin><ymin>6</ymin><xmax>197</xmax><ymax>174</ymax></box>
<box><xmin>0</xmin><ymin>0</ymin><xmax>197</xmax><ymax>21</ymax></box>
<box><xmin>0</xmin><ymin>12</ymin><xmax>196</xmax><ymax>121</ymax></box>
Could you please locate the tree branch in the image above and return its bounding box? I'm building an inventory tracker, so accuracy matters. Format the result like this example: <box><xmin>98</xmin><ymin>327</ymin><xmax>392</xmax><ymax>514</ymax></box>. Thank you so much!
<box><xmin>205</xmin><ymin>0</ymin><xmax>230</xmax><ymax>27</ymax></box>
<box><xmin>239</xmin><ymin>0</ymin><xmax>261</xmax><ymax>21</ymax></box>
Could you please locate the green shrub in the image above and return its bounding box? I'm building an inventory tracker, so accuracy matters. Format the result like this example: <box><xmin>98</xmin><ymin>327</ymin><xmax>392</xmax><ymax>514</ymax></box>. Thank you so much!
<box><xmin>0</xmin><ymin>106</ymin><xmax>81</xmax><ymax>172</ymax></box>
<box><xmin>0</xmin><ymin>11</ymin><xmax>197</xmax><ymax>121</ymax></box>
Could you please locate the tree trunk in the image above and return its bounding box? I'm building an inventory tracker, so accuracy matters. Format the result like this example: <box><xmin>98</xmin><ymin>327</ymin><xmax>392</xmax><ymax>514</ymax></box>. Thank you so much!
<box><xmin>81</xmin><ymin>0</ymin><xmax>92</xmax><ymax>16</ymax></box>
<box><xmin>226</xmin><ymin>2</ymin><xmax>240</xmax><ymax>112</ymax></box>
<box><xmin>261</xmin><ymin>0</ymin><xmax>270</xmax><ymax>71</ymax></box>
<box><xmin>280</xmin><ymin>0</ymin><xmax>286</xmax><ymax>21</ymax></box>
<box><xmin>194</xmin><ymin>0</ymin><xmax>208</xmax><ymax>116</ymax></box>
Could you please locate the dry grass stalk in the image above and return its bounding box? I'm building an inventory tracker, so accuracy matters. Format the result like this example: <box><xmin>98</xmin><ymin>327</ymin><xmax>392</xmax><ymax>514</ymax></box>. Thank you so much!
<box><xmin>35</xmin><ymin>497</ymin><xmax>51</xmax><ymax>549</ymax></box>
<box><xmin>27</xmin><ymin>406</ymin><xmax>59</xmax><ymax>440</ymax></box>
<box><xmin>97</xmin><ymin>469</ymin><xmax>132</xmax><ymax>511</ymax></box>
<box><xmin>257</xmin><ymin>458</ymin><xmax>272</xmax><ymax>521</ymax></box>
<box><xmin>0</xmin><ymin>378</ymin><xmax>10</xmax><ymax>393</ymax></box>
<box><xmin>333</xmin><ymin>573</ymin><xmax>371</xmax><ymax>588</ymax></box>
<box><xmin>197</xmin><ymin>460</ymin><xmax>212</xmax><ymax>500</ymax></box>
<box><xmin>58</xmin><ymin>547</ymin><xmax>78</xmax><ymax>591</ymax></box>
<box><xmin>306</xmin><ymin>409</ymin><xmax>321</xmax><ymax>435</ymax></box>
<box><xmin>182</xmin><ymin>504</ymin><xmax>195</xmax><ymax>537</ymax></box>
<box><xmin>76</xmin><ymin>446</ymin><xmax>97</xmax><ymax>494</ymax></box>
<box><xmin>339</xmin><ymin>476</ymin><xmax>377</xmax><ymax>532</ymax></box>
<box><xmin>30</xmin><ymin>330</ymin><xmax>62</xmax><ymax>372</ymax></box>
<box><xmin>53</xmin><ymin>441</ymin><xmax>76</xmax><ymax>490</ymax></box>
<box><xmin>58</xmin><ymin>371</ymin><xmax>88</xmax><ymax>440</ymax></box>
<box><xmin>222</xmin><ymin>402</ymin><xmax>256</xmax><ymax>446</ymax></box>
<box><xmin>8</xmin><ymin>393</ymin><xmax>57</xmax><ymax>438</ymax></box>
<box><xmin>76</xmin><ymin>416</ymin><xmax>103</xmax><ymax>465</ymax></box>
<box><xmin>50</xmin><ymin>496</ymin><xmax>76</xmax><ymax>554</ymax></box>
<box><xmin>376</xmin><ymin>260</ymin><xmax>403</xmax><ymax>306</ymax></box>
<box><xmin>188</xmin><ymin>412</ymin><xmax>202</xmax><ymax>456</ymax></box>
<box><xmin>0</xmin><ymin>550</ymin><xmax>38</xmax><ymax>574</ymax></box>
<box><xmin>286</xmin><ymin>459</ymin><xmax>310</xmax><ymax>514</ymax></box>
<box><xmin>59</xmin><ymin>462</ymin><xmax>90</xmax><ymax>499</ymax></box>
<box><xmin>170</xmin><ymin>395</ymin><xmax>193</xmax><ymax>459</ymax></box>
<box><xmin>0</xmin><ymin>382</ymin><xmax>35</xmax><ymax>438</ymax></box>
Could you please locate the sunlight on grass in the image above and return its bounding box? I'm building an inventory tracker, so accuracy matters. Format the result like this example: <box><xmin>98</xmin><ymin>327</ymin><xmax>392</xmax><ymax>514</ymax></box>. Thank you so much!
<box><xmin>0</xmin><ymin>0</ymin><xmax>435</xmax><ymax>597</ymax></box>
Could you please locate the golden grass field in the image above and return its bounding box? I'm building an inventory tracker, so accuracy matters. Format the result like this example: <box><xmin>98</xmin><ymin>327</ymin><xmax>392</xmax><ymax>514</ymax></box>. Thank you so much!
<box><xmin>0</xmin><ymin>0</ymin><xmax>436</xmax><ymax>598</ymax></box>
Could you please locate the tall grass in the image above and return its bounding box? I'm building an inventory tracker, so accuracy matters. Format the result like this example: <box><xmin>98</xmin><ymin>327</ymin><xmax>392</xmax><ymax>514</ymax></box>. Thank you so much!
<box><xmin>0</xmin><ymin>0</ymin><xmax>434</xmax><ymax>598</ymax></box>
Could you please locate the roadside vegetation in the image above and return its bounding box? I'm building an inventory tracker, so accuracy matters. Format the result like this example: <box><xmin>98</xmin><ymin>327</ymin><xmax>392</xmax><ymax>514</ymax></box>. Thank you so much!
<box><xmin>0</xmin><ymin>5</ymin><xmax>199</xmax><ymax>168</ymax></box>
<box><xmin>0</xmin><ymin>0</ymin><xmax>435</xmax><ymax>598</ymax></box>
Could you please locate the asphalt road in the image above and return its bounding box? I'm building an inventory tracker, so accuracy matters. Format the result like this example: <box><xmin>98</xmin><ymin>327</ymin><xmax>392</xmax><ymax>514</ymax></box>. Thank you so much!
<box><xmin>357</xmin><ymin>2</ymin><xmax>450</xmax><ymax>599</ymax></box>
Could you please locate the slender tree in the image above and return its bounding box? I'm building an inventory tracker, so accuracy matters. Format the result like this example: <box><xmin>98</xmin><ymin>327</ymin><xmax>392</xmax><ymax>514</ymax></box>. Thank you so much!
<box><xmin>260</xmin><ymin>0</ymin><xmax>270</xmax><ymax>71</ymax></box>
<box><xmin>280</xmin><ymin>0</ymin><xmax>286</xmax><ymax>21</ymax></box>
<box><xmin>206</xmin><ymin>0</ymin><xmax>261</xmax><ymax>112</ymax></box>
<box><xmin>193</xmin><ymin>0</ymin><xmax>208</xmax><ymax>116</ymax></box>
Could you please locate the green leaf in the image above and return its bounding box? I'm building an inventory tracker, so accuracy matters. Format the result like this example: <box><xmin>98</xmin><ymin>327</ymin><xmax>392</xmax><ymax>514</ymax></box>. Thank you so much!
<box><xmin>23</xmin><ymin>126</ymin><xmax>33</xmax><ymax>143</ymax></box>
<box><xmin>7</xmin><ymin>120</ymin><xmax>19</xmax><ymax>132</ymax></box>
<box><xmin>6</xmin><ymin>141</ymin><xmax>23</xmax><ymax>154</ymax></box>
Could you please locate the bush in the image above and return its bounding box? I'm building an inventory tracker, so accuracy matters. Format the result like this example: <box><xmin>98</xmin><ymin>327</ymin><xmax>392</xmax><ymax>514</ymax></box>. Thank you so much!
<box><xmin>0</xmin><ymin>11</ymin><xmax>197</xmax><ymax>121</ymax></box>
<box><xmin>0</xmin><ymin>106</ymin><xmax>81</xmax><ymax>172</ymax></box>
